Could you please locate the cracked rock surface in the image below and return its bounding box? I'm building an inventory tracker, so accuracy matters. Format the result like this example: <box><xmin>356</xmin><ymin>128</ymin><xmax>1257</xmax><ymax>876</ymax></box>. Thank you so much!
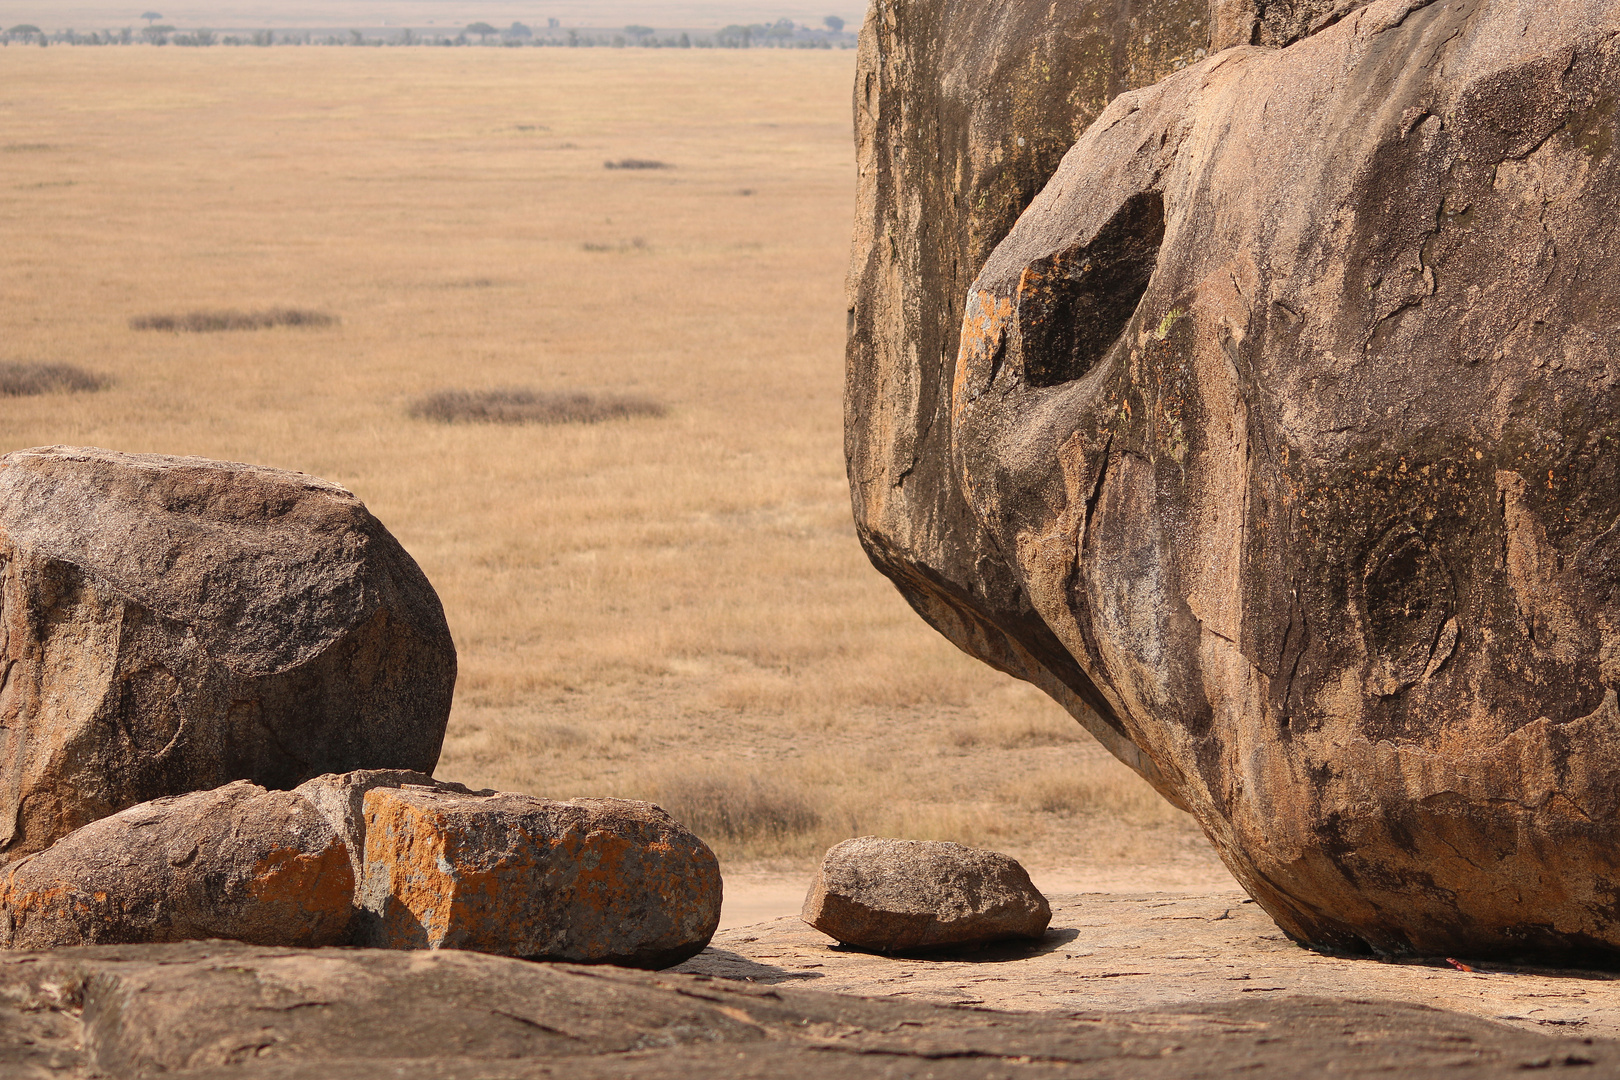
<box><xmin>848</xmin><ymin>0</ymin><xmax>1620</xmax><ymax>957</ymax></box>
<box><xmin>0</xmin><ymin>936</ymin><xmax>1616</xmax><ymax>1078</ymax></box>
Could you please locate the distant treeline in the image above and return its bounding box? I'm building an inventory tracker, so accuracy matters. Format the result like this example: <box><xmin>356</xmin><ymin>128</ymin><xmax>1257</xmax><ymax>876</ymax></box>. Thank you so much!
<box><xmin>0</xmin><ymin>19</ymin><xmax>856</xmax><ymax>49</ymax></box>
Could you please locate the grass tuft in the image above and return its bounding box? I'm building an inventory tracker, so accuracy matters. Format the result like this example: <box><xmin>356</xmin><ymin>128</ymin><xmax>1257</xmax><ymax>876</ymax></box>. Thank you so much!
<box><xmin>603</xmin><ymin>158</ymin><xmax>670</xmax><ymax>170</ymax></box>
<box><xmin>129</xmin><ymin>308</ymin><xmax>337</xmax><ymax>332</ymax></box>
<box><xmin>582</xmin><ymin>237</ymin><xmax>648</xmax><ymax>253</ymax></box>
<box><xmin>409</xmin><ymin>388</ymin><xmax>666</xmax><ymax>425</ymax></box>
<box><xmin>0</xmin><ymin>362</ymin><xmax>109</xmax><ymax>396</ymax></box>
<box><xmin>653</xmin><ymin>771</ymin><xmax>821</xmax><ymax>844</ymax></box>
<box><xmin>950</xmin><ymin>711</ymin><xmax>1085</xmax><ymax>750</ymax></box>
<box><xmin>1010</xmin><ymin>764</ymin><xmax>1186</xmax><ymax>823</ymax></box>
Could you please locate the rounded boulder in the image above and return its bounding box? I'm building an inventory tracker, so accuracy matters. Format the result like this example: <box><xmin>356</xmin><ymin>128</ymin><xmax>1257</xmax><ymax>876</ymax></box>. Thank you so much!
<box><xmin>802</xmin><ymin>837</ymin><xmax>1051</xmax><ymax>952</ymax></box>
<box><xmin>0</xmin><ymin>446</ymin><xmax>456</xmax><ymax>860</ymax></box>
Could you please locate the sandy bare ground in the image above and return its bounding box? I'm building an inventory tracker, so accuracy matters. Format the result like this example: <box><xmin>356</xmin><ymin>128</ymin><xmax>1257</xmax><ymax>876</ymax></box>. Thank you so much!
<box><xmin>686</xmin><ymin>891</ymin><xmax>1620</xmax><ymax>1043</ymax></box>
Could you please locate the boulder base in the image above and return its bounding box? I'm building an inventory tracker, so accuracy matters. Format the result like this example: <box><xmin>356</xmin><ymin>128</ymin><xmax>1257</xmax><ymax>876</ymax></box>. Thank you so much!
<box><xmin>358</xmin><ymin>787</ymin><xmax>721</xmax><ymax>967</ymax></box>
<box><xmin>802</xmin><ymin>837</ymin><xmax>1050</xmax><ymax>952</ymax></box>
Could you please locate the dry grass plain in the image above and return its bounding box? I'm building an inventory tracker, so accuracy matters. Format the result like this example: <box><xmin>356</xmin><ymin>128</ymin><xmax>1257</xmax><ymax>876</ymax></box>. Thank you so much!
<box><xmin>0</xmin><ymin>45</ymin><xmax>1227</xmax><ymax>894</ymax></box>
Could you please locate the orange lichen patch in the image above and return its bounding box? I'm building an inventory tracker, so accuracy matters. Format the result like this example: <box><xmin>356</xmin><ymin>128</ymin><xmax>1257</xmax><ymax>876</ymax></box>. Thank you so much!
<box><xmin>1</xmin><ymin>878</ymin><xmax>146</xmax><ymax>947</ymax></box>
<box><xmin>362</xmin><ymin>793</ymin><xmax>459</xmax><ymax>947</ymax></box>
<box><xmin>247</xmin><ymin>843</ymin><xmax>354</xmax><ymax>921</ymax></box>
<box><xmin>959</xmin><ymin>288</ymin><xmax>1014</xmax><ymax>364</ymax></box>
<box><xmin>952</xmin><ymin>288</ymin><xmax>1016</xmax><ymax>434</ymax></box>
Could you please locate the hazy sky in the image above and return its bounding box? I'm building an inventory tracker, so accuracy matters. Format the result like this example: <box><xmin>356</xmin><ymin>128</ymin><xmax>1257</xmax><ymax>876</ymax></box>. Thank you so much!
<box><xmin>0</xmin><ymin>1</ymin><xmax>868</xmax><ymax>29</ymax></box>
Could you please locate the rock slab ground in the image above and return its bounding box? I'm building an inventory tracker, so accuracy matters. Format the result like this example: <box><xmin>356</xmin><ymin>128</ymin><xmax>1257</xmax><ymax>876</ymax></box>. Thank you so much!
<box><xmin>0</xmin><ymin>938</ymin><xmax>1613</xmax><ymax>1078</ymax></box>
<box><xmin>0</xmin><ymin>446</ymin><xmax>456</xmax><ymax>863</ymax></box>
<box><xmin>802</xmin><ymin>837</ymin><xmax>1050</xmax><ymax>951</ymax></box>
<box><xmin>357</xmin><ymin>786</ymin><xmax>721</xmax><ymax>966</ymax></box>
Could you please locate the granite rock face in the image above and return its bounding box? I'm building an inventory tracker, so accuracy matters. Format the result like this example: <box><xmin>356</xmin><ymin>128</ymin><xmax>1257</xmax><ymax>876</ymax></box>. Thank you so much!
<box><xmin>357</xmin><ymin>787</ymin><xmax>722</xmax><ymax>967</ymax></box>
<box><xmin>802</xmin><ymin>837</ymin><xmax>1050</xmax><ymax>952</ymax></box>
<box><xmin>847</xmin><ymin>0</ymin><xmax>1620</xmax><ymax>959</ymax></box>
<box><xmin>0</xmin><ymin>446</ymin><xmax>456</xmax><ymax>862</ymax></box>
<box><xmin>1209</xmin><ymin>0</ymin><xmax>1386</xmax><ymax>49</ymax></box>
<box><xmin>0</xmin><ymin>781</ymin><xmax>353</xmax><ymax>949</ymax></box>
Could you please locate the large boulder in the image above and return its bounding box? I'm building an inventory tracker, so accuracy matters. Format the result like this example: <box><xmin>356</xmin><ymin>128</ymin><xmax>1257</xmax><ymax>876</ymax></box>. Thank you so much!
<box><xmin>801</xmin><ymin>837</ymin><xmax>1051</xmax><ymax>951</ymax></box>
<box><xmin>847</xmin><ymin>0</ymin><xmax>1620</xmax><ymax>959</ymax></box>
<box><xmin>846</xmin><ymin>0</ymin><xmax>1331</xmax><ymax>798</ymax></box>
<box><xmin>0</xmin><ymin>781</ymin><xmax>353</xmax><ymax>949</ymax></box>
<box><xmin>357</xmin><ymin>786</ymin><xmax>722</xmax><ymax>967</ymax></box>
<box><xmin>0</xmin><ymin>446</ymin><xmax>456</xmax><ymax>861</ymax></box>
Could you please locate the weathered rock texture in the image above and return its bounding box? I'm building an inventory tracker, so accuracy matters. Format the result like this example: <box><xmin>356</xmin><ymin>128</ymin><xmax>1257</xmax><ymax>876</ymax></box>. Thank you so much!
<box><xmin>0</xmin><ymin>940</ymin><xmax>1614</xmax><ymax>1079</ymax></box>
<box><xmin>802</xmin><ymin>837</ymin><xmax>1050</xmax><ymax>951</ymax></box>
<box><xmin>847</xmin><ymin>0</ymin><xmax>1620</xmax><ymax>959</ymax></box>
<box><xmin>1210</xmin><ymin>0</ymin><xmax>1385</xmax><ymax>49</ymax></box>
<box><xmin>358</xmin><ymin>787</ymin><xmax>721</xmax><ymax>967</ymax></box>
<box><xmin>0</xmin><ymin>781</ymin><xmax>352</xmax><ymax>949</ymax></box>
<box><xmin>0</xmin><ymin>446</ymin><xmax>456</xmax><ymax>862</ymax></box>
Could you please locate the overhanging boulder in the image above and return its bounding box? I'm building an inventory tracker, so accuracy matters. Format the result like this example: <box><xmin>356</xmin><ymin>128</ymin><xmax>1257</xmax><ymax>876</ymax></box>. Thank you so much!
<box><xmin>847</xmin><ymin>0</ymin><xmax>1620</xmax><ymax>959</ymax></box>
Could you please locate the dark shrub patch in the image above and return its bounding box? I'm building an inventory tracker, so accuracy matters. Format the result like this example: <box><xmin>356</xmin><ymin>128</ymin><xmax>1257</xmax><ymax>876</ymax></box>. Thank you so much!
<box><xmin>604</xmin><ymin>158</ymin><xmax>670</xmax><ymax>170</ymax></box>
<box><xmin>0</xmin><ymin>363</ymin><xmax>109</xmax><ymax>396</ymax></box>
<box><xmin>409</xmin><ymin>388</ymin><xmax>666</xmax><ymax>425</ymax></box>
<box><xmin>129</xmin><ymin>308</ymin><xmax>337</xmax><ymax>332</ymax></box>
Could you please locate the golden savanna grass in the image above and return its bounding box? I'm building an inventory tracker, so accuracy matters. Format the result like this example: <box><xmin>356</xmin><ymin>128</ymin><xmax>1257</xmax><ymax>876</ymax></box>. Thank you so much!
<box><xmin>0</xmin><ymin>44</ymin><xmax>1219</xmax><ymax>883</ymax></box>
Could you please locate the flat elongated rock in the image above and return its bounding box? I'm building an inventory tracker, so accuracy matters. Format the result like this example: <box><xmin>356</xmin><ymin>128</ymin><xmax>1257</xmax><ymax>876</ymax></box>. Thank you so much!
<box><xmin>0</xmin><ymin>781</ymin><xmax>353</xmax><ymax>949</ymax></box>
<box><xmin>0</xmin><ymin>940</ymin><xmax>1613</xmax><ymax>1079</ymax></box>
<box><xmin>0</xmin><ymin>446</ymin><xmax>457</xmax><ymax>862</ymax></box>
<box><xmin>357</xmin><ymin>787</ymin><xmax>721</xmax><ymax>967</ymax></box>
<box><xmin>802</xmin><ymin>837</ymin><xmax>1050</xmax><ymax>952</ymax></box>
